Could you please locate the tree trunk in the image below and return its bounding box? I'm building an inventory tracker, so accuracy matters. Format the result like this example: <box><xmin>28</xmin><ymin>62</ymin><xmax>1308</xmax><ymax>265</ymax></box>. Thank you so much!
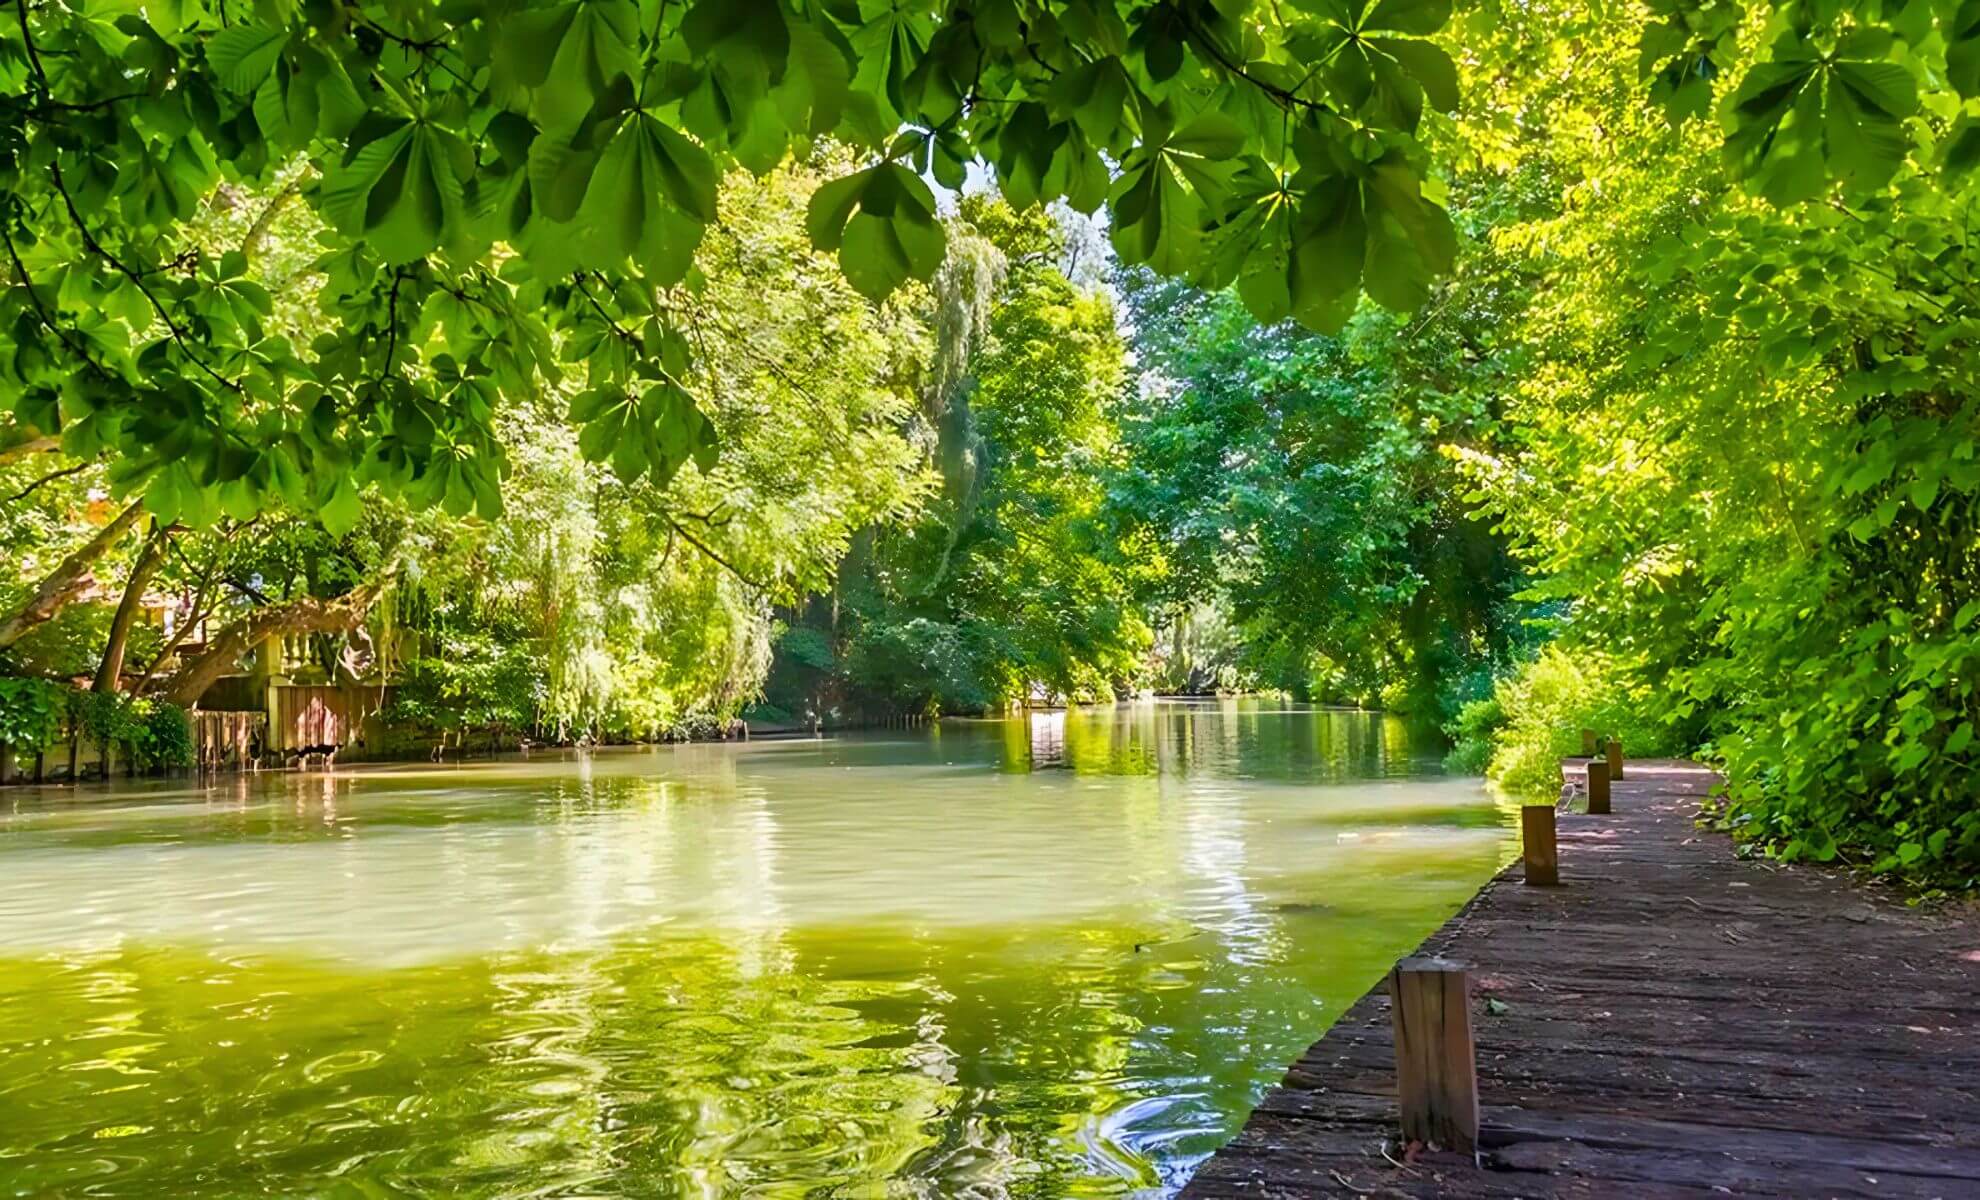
<box><xmin>93</xmin><ymin>527</ymin><xmax>167</xmax><ymax>694</ymax></box>
<box><xmin>0</xmin><ymin>499</ymin><xmax>145</xmax><ymax>650</ymax></box>
<box><xmin>158</xmin><ymin>577</ymin><xmax>390</xmax><ymax>708</ymax></box>
<box><xmin>130</xmin><ymin>577</ymin><xmax>216</xmax><ymax>697</ymax></box>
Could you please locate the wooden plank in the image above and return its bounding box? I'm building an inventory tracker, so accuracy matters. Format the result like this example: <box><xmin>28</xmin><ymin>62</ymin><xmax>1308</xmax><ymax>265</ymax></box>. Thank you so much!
<box><xmin>1179</xmin><ymin>759</ymin><xmax>1980</xmax><ymax>1199</ymax></box>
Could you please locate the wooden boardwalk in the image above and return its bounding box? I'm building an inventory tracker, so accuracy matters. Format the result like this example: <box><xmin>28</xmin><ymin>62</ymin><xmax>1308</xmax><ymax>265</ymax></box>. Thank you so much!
<box><xmin>1182</xmin><ymin>760</ymin><xmax>1980</xmax><ymax>1198</ymax></box>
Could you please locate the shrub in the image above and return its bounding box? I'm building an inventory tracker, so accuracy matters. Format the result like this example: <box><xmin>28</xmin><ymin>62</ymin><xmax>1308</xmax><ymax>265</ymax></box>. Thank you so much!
<box><xmin>1484</xmin><ymin>645</ymin><xmax>1688</xmax><ymax>796</ymax></box>
<box><xmin>0</xmin><ymin>677</ymin><xmax>66</xmax><ymax>749</ymax></box>
<box><xmin>129</xmin><ymin>700</ymin><xmax>193</xmax><ymax>770</ymax></box>
<box><xmin>0</xmin><ymin>677</ymin><xmax>68</xmax><ymax>771</ymax></box>
<box><xmin>1441</xmin><ymin>695</ymin><xmax>1503</xmax><ymax>775</ymax></box>
<box><xmin>68</xmin><ymin>689</ymin><xmax>130</xmax><ymax>760</ymax></box>
<box><xmin>840</xmin><ymin>617</ymin><xmax>994</xmax><ymax>713</ymax></box>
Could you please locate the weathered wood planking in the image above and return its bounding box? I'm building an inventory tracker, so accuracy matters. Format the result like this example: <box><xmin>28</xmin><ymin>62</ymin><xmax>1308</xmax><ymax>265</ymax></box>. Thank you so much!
<box><xmin>1181</xmin><ymin>760</ymin><xmax>1980</xmax><ymax>1199</ymax></box>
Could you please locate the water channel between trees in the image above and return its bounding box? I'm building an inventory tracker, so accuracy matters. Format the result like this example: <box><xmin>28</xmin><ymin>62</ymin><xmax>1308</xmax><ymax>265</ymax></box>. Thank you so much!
<box><xmin>0</xmin><ymin>698</ymin><xmax>1514</xmax><ymax>1196</ymax></box>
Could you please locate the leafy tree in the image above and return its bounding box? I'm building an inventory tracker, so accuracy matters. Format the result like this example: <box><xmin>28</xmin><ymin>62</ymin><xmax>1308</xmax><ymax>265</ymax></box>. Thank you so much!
<box><xmin>390</xmin><ymin>160</ymin><xmax>934</xmax><ymax>739</ymax></box>
<box><xmin>1110</xmin><ymin>264</ymin><xmax>1524</xmax><ymax>722</ymax></box>
<box><xmin>1446</xmin><ymin>0</ymin><xmax>1980</xmax><ymax>882</ymax></box>
<box><xmin>1</xmin><ymin>0</ymin><xmax>1474</xmax><ymax>535</ymax></box>
<box><xmin>790</xmin><ymin>196</ymin><xmax>1151</xmax><ymax>714</ymax></box>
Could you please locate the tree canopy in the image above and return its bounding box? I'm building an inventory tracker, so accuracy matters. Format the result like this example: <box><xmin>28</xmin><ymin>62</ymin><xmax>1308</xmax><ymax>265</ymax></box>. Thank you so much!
<box><xmin>4</xmin><ymin>0</ymin><xmax>1461</xmax><ymax>530</ymax></box>
<box><xmin>1422</xmin><ymin>0</ymin><xmax>1980</xmax><ymax>883</ymax></box>
<box><xmin>13</xmin><ymin>0</ymin><xmax>1956</xmax><ymax>530</ymax></box>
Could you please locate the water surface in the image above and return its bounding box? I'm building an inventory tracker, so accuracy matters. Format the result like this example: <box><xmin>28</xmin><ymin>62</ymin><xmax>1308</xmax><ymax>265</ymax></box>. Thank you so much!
<box><xmin>0</xmin><ymin>700</ymin><xmax>1510</xmax><ymax>1196</ymax></box>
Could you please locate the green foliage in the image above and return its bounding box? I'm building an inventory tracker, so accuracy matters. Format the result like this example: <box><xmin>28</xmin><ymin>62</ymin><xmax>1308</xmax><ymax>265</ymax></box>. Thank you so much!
<box><xmin>387</xmin><ymin>161</ymin><xmax>929</xmax><ymax>740</ymax></box>
<box><xmin>67</xmin><ymin>688</ymin><xmax>130</xmax><ymax>753</ymax></box>
<box><xmin>127</xmin><ymin>699</ymin><xmax>193</xmax><ymax>770</ymax></box>
<box><xmin>803</xmin><ymin>198</ymin><xmax>1153</xmax><ymax>716</ymax></box>
<box><xmin>1721</xmin><ymin>28</ymin><xmax>1919</xmax><ymax>202</ymax></box>
<box><xmin>1480</xmin><ymin>647</ymin><xmax>1686</xmax><ymax>797</ymax></box>
<box><xmin>0</xmin><ymin>676</ymin><xmax>65</xmax><ymax>759</ymax></box>
<box><xmin>1447</xmin><ymin>0</ymin><xmax>1980</xmax><ymax>882</ymax></box>
<box><xmin>1111</xmin><ymin>263</ymin><xmax>1526</xmax><ymax>723</ymax></box>
<box><xmin>4</xmin><ymin>0</ymin><xmax>1975</xmax><ymax>894</ymax></box>
<box><xmin>1440</xmin><ymin>694</ymin><xmax>1501</xmax><ymax>775</ymax></box>
<box><xmin>1146</xmin><ymin>601</ymin><xmax>1252</xmax><ymax>694</ymax></box>
<box><xmin>1</xmin><ymin>0</ymin><xmax>1480</xmax><ymax>535</ymax></box>
<box><xmin>383</xmin><ymin>641</ymin><xmax>543</xmax><ymax>736</ymax></box>
<box><xmin>0</xmin><ymin>679</ymin><xmax>185</xmax><ymax>774</ymax></box>
<box><xmin>837</xmin><ymin>617</ymin><xmax>994</xmax><ymax>714</ymax></box>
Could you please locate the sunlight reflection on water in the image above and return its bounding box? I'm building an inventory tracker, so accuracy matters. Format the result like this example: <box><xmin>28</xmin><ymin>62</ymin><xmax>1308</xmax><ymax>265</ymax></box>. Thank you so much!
<box><xmin>0</xmin><ymin>699</ymin><xmax>1513</xmax><ymax>1197</ymax></box>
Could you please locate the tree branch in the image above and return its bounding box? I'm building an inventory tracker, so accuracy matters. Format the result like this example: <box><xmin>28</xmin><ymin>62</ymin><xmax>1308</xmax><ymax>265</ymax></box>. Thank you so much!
<box><xmin>1177</xmin><ymin>8</ymin><xmax>1329</xmax><ymax>115</ymax></box>
<box><xmin>3</xmin><ymin>460</ymin><xmax>89</xmax><ymax>504</ymax></box>
<box><xmin>131</xmin><ymin>574</ymin><xmax>217</xmax><ymax>697</ymax></box>
<box><xmin>93</xmin><ymin>524</ymin><xmax>168</xmax><ymax>693</ymax></box>
<box><xmin>158</xmin><ymin>571</ymin><xmax>396</xmax><ymax>707</ymax></box>
<box><xmin>240</xmin><ymin>177</ymin><xmax>302</xmax><ymax>262</ymax></box>
<box><xmin>662</xmin><ymin>514</ymin><xmax>767</xmax><ymax>591</ymax></box>
<box><xmin>0</xmin><ymin>498</ymin><xmax>144</xmax><ymax>650</ymax></box>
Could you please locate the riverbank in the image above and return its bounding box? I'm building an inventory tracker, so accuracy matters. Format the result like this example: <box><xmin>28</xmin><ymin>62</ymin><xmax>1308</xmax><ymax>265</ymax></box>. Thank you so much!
<box><xmin>1182</xmin><ymin>759</ymin><xmax>1980</xmax><ymax>1197</ymax></box>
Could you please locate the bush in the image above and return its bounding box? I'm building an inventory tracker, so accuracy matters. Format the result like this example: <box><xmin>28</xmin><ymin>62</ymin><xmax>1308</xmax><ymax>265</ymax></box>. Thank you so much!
<box><xmin>383</xmin><ymin>642</ymin><xmax>541</xmax><ymax>735</ymax></box>
<box><xmin>129</xmin><ymin>700</ymin><xmax>193</xmax><ymax>770</ymax></box>
<box><xmin>68</xmin><ymin>689</ymin><xmax>130</xmax><ymax>758</ymax></box>
<box><xmin>1441</xmin><ymin>695</ymin><xmax>1503</xmax><ymax>775</ymax></box>
<box><xmin>0</xmin><ymin>677</ymin><xmax>68</xmax><ymax>772</ymax></box>
<box><xmin>1484</xmin><ymin>645</ymin><xmax>1688</xmax><ymax>796</ymax></box>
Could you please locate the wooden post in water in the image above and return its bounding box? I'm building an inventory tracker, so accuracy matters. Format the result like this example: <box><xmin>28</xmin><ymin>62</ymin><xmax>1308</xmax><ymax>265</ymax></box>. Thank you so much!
<box><xmin>1585</xmin><ymin>758</ymin><xmax>1610</xmax><ymax>814</ymax></box>
<box><xmin>1605</xmin><ymin>737</ymin><xmax>1624</xmax><ymax>781</ymax></box>
<box><xmin>1580</xmin><ymin>727</ymin><xmax>1596</xmax><ymax>756</ymax></box>
<box><xmin>1388</xmin><ymin>957</ymin><xmax>1479</xmax><ymax>1155</ymax></box>
<box><xmin>1522</xmin><ymin>804</ymin><xmax>1558</xmax><ymax>885</ymax></box>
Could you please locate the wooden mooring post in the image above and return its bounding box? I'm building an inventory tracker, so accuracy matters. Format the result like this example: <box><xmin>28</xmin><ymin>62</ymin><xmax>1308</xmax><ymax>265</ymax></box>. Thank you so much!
<box><xmin>1522</xmin><ymin>803</ymin><xmax>1558</xmax><ymax>885</ymax></box>
<box><xmin>1585</xmin><ymin>758</ymin><xmax>1610</xmax><ymax>814</ymax></box>
<box><xmin>1579</xmin><ymin>727</ymin><xmax>1596</xmax><ymax>755</ymax></box>
<box><xmin>1387</xmin><ymin>957</ymin><xmax>1479</xmax><ymax>1155</ymax></box>
<box><xmin>1605</xmin><ymin>736</ymin><xmax>1624</xmax><ymax>781</ymax></box>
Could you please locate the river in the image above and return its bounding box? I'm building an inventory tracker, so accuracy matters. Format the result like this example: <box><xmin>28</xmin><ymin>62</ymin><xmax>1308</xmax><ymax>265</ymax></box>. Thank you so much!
<box><xmin>0</xmin><ymin>699</ymin><xmax>1511</xmax><ymax>1196</ymax></box>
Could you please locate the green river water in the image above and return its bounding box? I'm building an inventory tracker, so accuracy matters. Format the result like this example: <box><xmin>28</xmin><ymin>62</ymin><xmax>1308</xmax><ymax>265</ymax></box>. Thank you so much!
<box><xmin>0</xmin><ymin>699</ymin><xmax>1512</xmax><ymax>1197</ymax></box>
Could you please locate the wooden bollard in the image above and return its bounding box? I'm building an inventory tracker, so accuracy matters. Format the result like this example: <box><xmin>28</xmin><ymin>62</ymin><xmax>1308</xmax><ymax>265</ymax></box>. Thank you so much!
<box><xmin>1585</xmin><ymin>758</ymin><xmax>1610</xmax><ymax>814</ymax></box>
<box><xmin>1605</xmin><ymin>737</ymin><xmax>1623</xmax><ymax>781</ymax></box>
<box><xmin>1522</xmin><ymin>804</ymin><xmax>1558</xmax><ymax>885</ymax></box>
<box><xmin>1388</xmin><ymin>957</ymin><xmax>1479</xmax><ymax>1154</ymax></box>
<box><xmin>1579</xmin><ymin>727</ymin><xmax>1596</xmax><ymax>755</ymax></box>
